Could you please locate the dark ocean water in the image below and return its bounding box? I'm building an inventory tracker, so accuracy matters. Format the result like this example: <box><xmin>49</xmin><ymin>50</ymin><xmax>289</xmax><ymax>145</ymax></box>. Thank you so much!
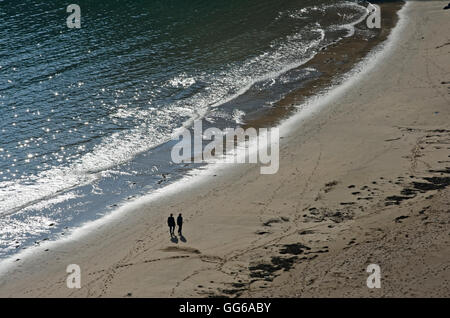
<box><xmin>0</xmin><ymin>0</ymin><xmax>370</xmax><ymax>259</ymax></box>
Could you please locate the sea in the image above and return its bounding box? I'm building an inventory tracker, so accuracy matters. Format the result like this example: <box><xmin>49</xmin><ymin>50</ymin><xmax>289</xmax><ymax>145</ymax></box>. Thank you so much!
<box><xmin>0</xmin><ymin>0</ymin><xmax>374</xmax><ymax>259</ymax></box>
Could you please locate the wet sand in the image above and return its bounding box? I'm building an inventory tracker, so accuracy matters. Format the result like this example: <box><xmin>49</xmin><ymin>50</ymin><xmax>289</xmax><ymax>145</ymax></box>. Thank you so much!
<box><xmin>244</xmin><ymin>1</ymin><xmax>404</xmax><ymax>129</ymax></box>
<box><xmin>0</xmin><ymin>1</ymin><xmax>449</xmax><ymax>297</ymax></box>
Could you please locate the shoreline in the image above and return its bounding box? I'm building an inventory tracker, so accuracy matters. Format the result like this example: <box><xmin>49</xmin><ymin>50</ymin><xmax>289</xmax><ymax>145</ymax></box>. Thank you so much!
<box><xmin>0</xmin><ymin>1</ymin><xmax>403</xmax><ymax>267</ymax></box>
<box><xmin>244</xmin><ymin>1</ymin><xmax>404</xmax><ymax>129</ymax></box>
<box><xmin>0</xmin><ymin>1</ymin><xmax>396</xmax><ymax>260</ymax></box>
<box><xmin>1</xmin><ymin>1</ymin><xmax>449</xmax><ymax>297</ymax></box>
<box><xmin>0</xmin><ymin>1</ymin><xmax>401</xmax><ymax>260</ymax></box>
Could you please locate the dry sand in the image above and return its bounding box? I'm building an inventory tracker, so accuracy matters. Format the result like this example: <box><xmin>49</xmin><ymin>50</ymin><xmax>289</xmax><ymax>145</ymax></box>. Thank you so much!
<box><xmin>0</xmin><ymin>1</ymin><xmax>449</xmax><ymax>297</ymax></box>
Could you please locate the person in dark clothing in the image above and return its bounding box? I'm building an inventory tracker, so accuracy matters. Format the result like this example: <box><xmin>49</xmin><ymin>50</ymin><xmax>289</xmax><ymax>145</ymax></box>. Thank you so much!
<box><xmin>167</xmin><ymin>214</ymin><xmax>175</xmax><ymax>236</ymax></box>
<box><xmin>177</xmin><ymin>213</ymin><xmax>183</xmax><ymax>235</ymax></box>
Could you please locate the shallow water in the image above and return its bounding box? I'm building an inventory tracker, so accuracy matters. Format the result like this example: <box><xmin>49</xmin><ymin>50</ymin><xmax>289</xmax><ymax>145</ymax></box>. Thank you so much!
<box><xmin>0</xmin><ymin>0</ymin><xmax>371</xmax><ymax>258</ymax></box>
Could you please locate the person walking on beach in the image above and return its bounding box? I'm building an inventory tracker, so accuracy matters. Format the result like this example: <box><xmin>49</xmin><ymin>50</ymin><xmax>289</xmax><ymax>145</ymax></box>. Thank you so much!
<box><xmin>168</xmin><ymin>214</ymin><xmax>175</xmax><ymax>237</ymax></box>
<box><xmin>177</xmin><ymin>213</ymin><xmax>183</xmax><ymax>236</ymax></box>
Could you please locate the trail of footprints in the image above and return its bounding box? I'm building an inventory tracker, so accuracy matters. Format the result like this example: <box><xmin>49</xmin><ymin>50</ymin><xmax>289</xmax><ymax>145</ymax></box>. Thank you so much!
<box><xmin>195</xmin><ymin>129</ymin><xmax>450</xmax><ymax>297</ymax></box>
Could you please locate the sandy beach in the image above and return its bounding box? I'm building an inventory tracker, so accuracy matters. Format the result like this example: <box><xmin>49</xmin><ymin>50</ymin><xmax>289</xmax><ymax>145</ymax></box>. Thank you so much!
<box><xmin>0</xmin><ymin>1</ymin><xmax>449</xmax><ymax>297</ymax></box>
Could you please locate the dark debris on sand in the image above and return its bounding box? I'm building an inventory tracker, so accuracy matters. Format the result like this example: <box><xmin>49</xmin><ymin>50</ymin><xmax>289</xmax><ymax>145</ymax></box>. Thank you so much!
<box><xmin>279</xmin><ymin>243</ymin><xmax>311</xmax><ymax>255</ymax></box>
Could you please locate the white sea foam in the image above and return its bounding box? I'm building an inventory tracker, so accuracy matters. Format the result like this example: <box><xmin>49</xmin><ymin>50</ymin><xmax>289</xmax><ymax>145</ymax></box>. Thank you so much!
<box><xmin>166</xmin><ymin>73</ymin><xmax>196</xmax><ymax>88</ymax></box>
<box><xmin>0</xmin><ymin>18</ymin><xmax>328</xmax><ymax>217</ymax></box>
<box><xmin>0</xmin><ymin>1</ymin><xmax>411</xmax><ymax>274</ymax></box>
<box><xmin>232</xmin><ymin>109</ymin><xmax>246</xmax><ymax>124</ymax></box>
<box><xmin>1</xmin><ymin>0</ymin><xmax>372</xmax><ymax>222</ymax></box>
